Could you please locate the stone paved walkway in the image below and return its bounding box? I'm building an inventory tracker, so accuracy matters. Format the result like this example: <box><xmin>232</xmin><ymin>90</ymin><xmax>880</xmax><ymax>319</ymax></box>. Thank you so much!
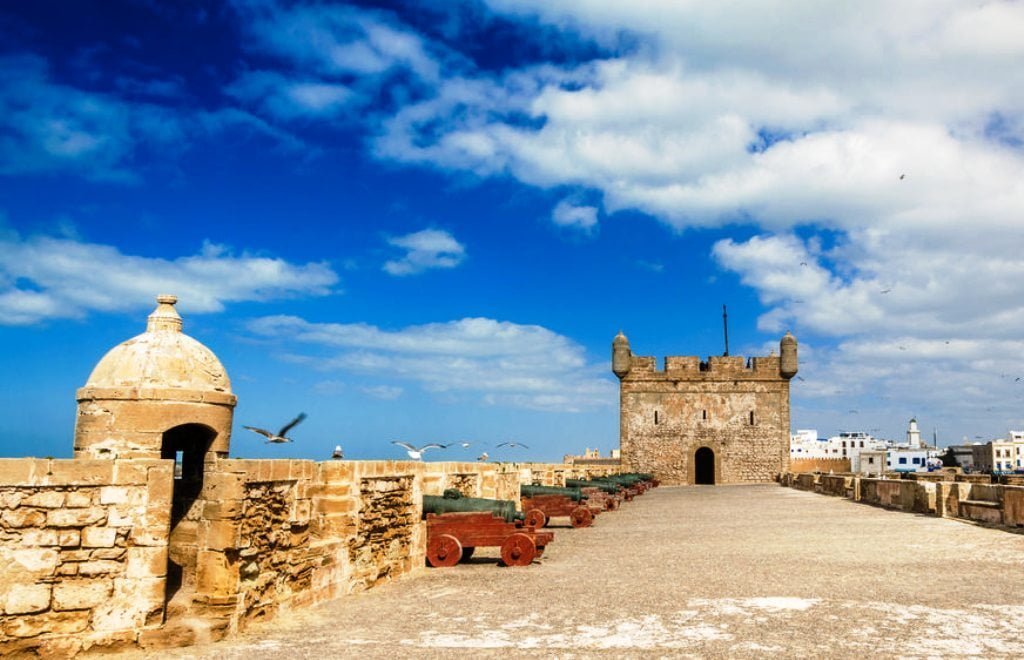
<box><xmin>140</xmin><ymin>485</ymin><xmax>1024</xmax><ymax>658</ymax></box>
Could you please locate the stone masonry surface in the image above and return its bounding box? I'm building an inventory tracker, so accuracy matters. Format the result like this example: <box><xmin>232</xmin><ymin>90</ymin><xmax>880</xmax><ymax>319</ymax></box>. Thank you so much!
<box><xmin>125</xmin><ymin>485</ymin><xmax>1024</xmax><ymax>658</ymax></box>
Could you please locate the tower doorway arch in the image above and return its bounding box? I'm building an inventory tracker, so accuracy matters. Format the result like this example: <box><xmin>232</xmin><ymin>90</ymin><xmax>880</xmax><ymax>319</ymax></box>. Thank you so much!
<box><xmin>695</xmin><ymin>446</ymin><xmax>715</xmax><ymax>485</ymax></box>
<box><xmin>161</xmin><ymin>423</ymin><xmax>216</xmax><ymax>612</ymax></box>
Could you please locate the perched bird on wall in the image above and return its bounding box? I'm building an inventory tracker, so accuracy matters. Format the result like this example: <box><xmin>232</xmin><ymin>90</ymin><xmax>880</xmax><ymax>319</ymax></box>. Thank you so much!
<box><xmin>496</xmin><ymin>441</ymin><xmax>529</xmax><ymax>449</ymax></box>
<box><xmin>243</xmin><ymin>413</ymin><xmax>306</xmax><ymax>444</ymax></box>
<box><xmin>332</xmin><ymin>445</ymin><xmax>344</xmax><ymax>460</ymax></box>
<box><xmin>391</xmin><ymin>441</ymin><xmax>447</xmax><ymax>460</ymax></box>
<box><xmin>477</xmin><ymin>452</ymin><xmax>489</xmax><ymax>461</ymax></box>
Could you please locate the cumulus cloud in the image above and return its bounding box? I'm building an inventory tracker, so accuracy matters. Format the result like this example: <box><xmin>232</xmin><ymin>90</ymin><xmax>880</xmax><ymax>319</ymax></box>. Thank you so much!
<box><xmin>551</xmin><ymin>199</ymin><xmax>598</xmax><ymax>231</ymax></box>
<box><xmin>383</xmin><ymin>228</ymin><xmax>466</xmax><ymax>276</ymax></box>
<box><xmin>0</xmin><ymin>234</ymin><xmax>338</xmax><ymax>325</ymax></box>
<box><xmin>247</xmin><ymin>315</ymin><xmax>615</xmax><ymax>411</ymax></box>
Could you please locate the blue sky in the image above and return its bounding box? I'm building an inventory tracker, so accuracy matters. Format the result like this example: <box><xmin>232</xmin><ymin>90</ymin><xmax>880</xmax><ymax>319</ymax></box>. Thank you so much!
<box><xmin>2</xmin><ymin>1</ymin><xmax>1024</xmax><ymax>460</ymax></box>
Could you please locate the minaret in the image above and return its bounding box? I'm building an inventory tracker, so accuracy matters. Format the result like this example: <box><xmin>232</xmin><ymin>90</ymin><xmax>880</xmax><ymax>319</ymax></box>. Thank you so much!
<box><xmin>780</xmin><ymin>331</ymin><xmax>798</xmax><ymax>379</ymax></box>
<box><xmin>907</xmin><ymin>418</ymin><xmax>922</xmax><ymax>448</ymax></box>
<box><xmin>612</xmin><ymin>330</ymin><xmax>631</xmax><ymax>379</ymax></box>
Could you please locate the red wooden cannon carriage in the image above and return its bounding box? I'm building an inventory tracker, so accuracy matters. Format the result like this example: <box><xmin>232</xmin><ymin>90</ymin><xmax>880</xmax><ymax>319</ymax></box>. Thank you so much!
<box><xmin>423</xmin><ymin>492</ymin><xmax>554</xmax><ymax>567</ymax></box>
<box><xmin>519</xmin><ymin>485</ymin><xmax>596</xmax><ymax>528</ymax></box>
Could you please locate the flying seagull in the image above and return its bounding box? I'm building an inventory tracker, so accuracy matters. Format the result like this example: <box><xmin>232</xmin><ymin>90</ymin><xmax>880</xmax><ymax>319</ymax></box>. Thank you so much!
<box><xmin>496</xmin><ymin>441</ymin><xmax>529</xmax><ymax>449</ymax></box>
<box><xmin>243</xmin><ymin>413</ymin><xmax>306</xmax><ymax>443</ymax></box>
<box><xmin>391</xmin><ymin>441</ymin><xmax>447</xmax><ymax>460</ymax></box>
<box><xmin>880</xmin><ymin>288</ymin><xmax>892</xmax><ymax>294</ymax></box>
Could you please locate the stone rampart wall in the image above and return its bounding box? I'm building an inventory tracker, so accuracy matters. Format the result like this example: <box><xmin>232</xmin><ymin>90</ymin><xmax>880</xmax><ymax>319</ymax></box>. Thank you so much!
<box><xmin>0</xmin><ymin>459</ymin><xmax>172</xmax><ymax>657</ymax></box>
<box><xmin>782</xmin><ymin>472</ymin><xmax>1024</xmax><ymax>530</ymax></box>
<box><xmin>1</xmin><ymin>457</ymin><xmax>620</xmax><ymax>655</ymax></box>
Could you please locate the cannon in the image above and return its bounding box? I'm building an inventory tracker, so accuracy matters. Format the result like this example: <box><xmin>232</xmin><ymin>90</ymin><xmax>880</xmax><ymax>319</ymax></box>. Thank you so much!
<box><xmin>423</xmin><ymin>491</ymin><xmax>553</xmax><ymax>567</ymax></box>
<box><xmin>599</xmin><ymin>474</ymin><xmax>648</xmax><ymax>496</ymax></box>
<box><xmin>519</xmin><ymin>485</ymin><xmax>595</xmax><ymax>528</ymax></box>
<box><xmin>564</xmin><ymin>479</ymin><xmax>625</xmax><ymax>510</ymax></box>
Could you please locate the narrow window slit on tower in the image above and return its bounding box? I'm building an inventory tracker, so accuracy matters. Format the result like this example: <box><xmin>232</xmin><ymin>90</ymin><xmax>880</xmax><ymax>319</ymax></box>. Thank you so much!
<box><xmin>654</xmin><ymin>411</ymin><xmax>659</xmax><ymax>425</ymax></box>
<box><xmin>749</xmin><ymin>410</ymin><xmax>755</xmax><ymax>425</ymax></box>
<box><xmin>702</xmin><ymin>409</ymin><xmax>708</xmax><ymax>421</ymax></box>
<box><xmin>174</xmin><ymin>450</ymin><xmax>184</xmax><ymax>479</ymax></box>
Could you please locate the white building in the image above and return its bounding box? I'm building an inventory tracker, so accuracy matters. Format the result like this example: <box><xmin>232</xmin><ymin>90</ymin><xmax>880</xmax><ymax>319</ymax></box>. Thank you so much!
<box><xmin>972</xmin><ymin>434</ymin><xmax>1024</xmax><ymax>473</ymax></box>
<box><xmin>789</xmin><ymin>429</ymin><xmax>826</xmax><ymax>459</ymax></box>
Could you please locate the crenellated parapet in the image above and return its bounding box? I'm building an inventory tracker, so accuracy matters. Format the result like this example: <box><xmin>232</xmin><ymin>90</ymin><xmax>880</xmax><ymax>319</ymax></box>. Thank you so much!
<box><xmin>611</xmin><ymin>331</ymin><xmax>797</xmax><ymax>383</ymax></box>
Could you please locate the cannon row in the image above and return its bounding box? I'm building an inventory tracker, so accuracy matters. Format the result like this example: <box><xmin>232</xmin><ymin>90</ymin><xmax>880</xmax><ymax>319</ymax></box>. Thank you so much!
<box><xmin>422</xmin><ymin>474</ymin><xmax>658</xmax><ymax>567</ymax></box>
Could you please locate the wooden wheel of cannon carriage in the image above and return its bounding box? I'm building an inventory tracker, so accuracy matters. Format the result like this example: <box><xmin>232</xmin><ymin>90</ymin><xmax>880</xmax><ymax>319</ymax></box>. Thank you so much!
<box><xmin>524</xmin><ymin>508</ymin><xmax>547</xmax><ymax>528</ymax></box>
<box><xmin>605</xmin><ymin>498</ymin><xmax>618</xmax><ymax>511</ymax></box>
<box><xmin>427</xmin><ymin>533</ymin><xmax>463</xmax><ymax>567</ymax></box>
<box><xmin>570</xmin><ymin>505</ymin><xmax>593</xmax><ymax>528</ymax></box>
<box><xmin>499</xmin><ymin>532</ymin><xmax>537</xmax><ymax>567</ymax></box>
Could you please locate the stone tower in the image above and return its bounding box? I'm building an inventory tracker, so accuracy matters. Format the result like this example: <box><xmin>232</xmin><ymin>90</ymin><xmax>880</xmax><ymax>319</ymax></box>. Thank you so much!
<box><xmin>74</xmin><ymin>294</ymin><xmax>236</xmax><ymax>462</ymax></box>
<box><xmin>612</xmin><ymin>331</ymin><xmax>797</xmax><ymax>485</ymax></box>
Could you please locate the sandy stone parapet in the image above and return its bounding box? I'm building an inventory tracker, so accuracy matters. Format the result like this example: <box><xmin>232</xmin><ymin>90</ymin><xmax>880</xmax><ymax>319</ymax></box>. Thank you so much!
<box><xmin>0</xmin><ymin>458</ymin><xmax>171</xmax><ymax>657</ymax></box>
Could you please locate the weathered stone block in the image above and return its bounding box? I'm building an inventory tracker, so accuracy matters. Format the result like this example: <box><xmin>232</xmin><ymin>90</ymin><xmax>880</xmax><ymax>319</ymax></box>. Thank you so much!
<box><xmin>77</xmin><ymin>560</ymin><xmax>122</xmax><ymax>576</ymax></box>
<box><xmin>48</xmin><ymin>507</ymin><xmax>106</xmax><ymax>527</ymax></box>
<box><xmin>112</xmin><ymin>460</ymin><xmax>151</xmax><ymax>485</ymax></box>
<box><xmin>1004</xmin><ymin>488</ymin><xmax>1024</xmax><ymax>526</ymax></box>
<box><xmin>316</xmin><ymin>497</ymin><xmax>356</xmax><ymax>514</ymax></box>
<box><xmin>52</xmin><ymin>579</ymin><xmax>113</xmax><ymax>610</ymax></box>
<box><xmin>65</xmin><ymin>491</ymin><xmax>94</xmax><ymax>508</ymax></box>
<box><xmin>195</xmin><ymin>550</ymin><xmax>238</xmax><ymax>598</ymax></box>
<box><xmin>9</xmin><ymin>548</ymin><xmax>59</xmax><ymax>574</ymax></box>
<box><xmin>129</xmin><ymin>525</ymin><xmax>169</xmax><ymax>547</ymax></box>
<box><xmin>99</xmin><ymin>486</ymin><xmax>130</xmax><ymax>505</ymax></box>
<box><xmin>82</xmin><ymin>526</ymin><xmax>118</xmax><ymax>548</ymax></box>
<box><xmin>0</xmin><ymin>459</ymin><xmax>34</xmax><ymax>486</ymax></box>
<box><xmin>203</xmin><ymin>499</ymin><xmax>243</xmax><ymax>520</ymax></box>
<box><xmin>107</xmin><ymin>504</ymin><xmax>147</xmax><ymax>527</ymax></box>
<box><xmin>57</xmin><ymin>529</ymin><xmax>81</xmax><ymax>547</ymax></box>
<box><xmin>203</xmin><ymin>519</ymin><xmax>239</xmax><ymax>551</ymax></box>
<box><xmin>4</xmin><ymin>610</ymin><xmax>90</xmax><ymax>638</ymax></box>
<box><xmin>126</xmin><ymin>546</ymin><xmax>168</xmax><ymax>578</ymax></box>
<box><xmin>2</xmin><ymin>508</ymin><xmax>47</xmax><ymax>528</ymax></box>
<box><xmin>42</xmin><ymin>461</ymin><xmax>114</xmax><ymax>487</ymax></box>
<box><xmin>17</xmin><ymin>529</ymin><xmax>57</xmax><ymax>550</ymax></box>
<box><xmin>4</xmin><ymin>583</ymin><xmax>52</xmax><ymax>615</ymax></box>
<box><xmin>22</xmin><ymin>491</ymin><xmax>66</xmax><ymax>508</ymax></box>
<box><xmin>0</xmin><ymin>491</ymin><xmax>25</xmax><ymax>509</ymax></box>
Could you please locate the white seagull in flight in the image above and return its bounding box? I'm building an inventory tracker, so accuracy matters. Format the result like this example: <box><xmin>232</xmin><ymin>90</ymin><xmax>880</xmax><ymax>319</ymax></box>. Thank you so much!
<box><xmin>392</xmin><ymin>441</ymin><xmax>448</xmax><ymax>460</ymax></box>
<box><xmin>243</xmin><ymin>413</ymin><xmax>307</xmax><ymax>444</ymax></box>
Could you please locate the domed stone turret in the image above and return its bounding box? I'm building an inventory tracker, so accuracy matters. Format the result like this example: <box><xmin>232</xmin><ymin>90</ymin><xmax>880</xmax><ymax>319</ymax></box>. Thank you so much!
<box><xmin>74</xmin><ymin>295</ymin><xmax>236</xmax><ymax>460</ymax></box>
<box><xmin>779</xmin><ymin>331</ymin><xmax>798</xmax><ymax>379</ymax></box>
<box><xmin>612</xmin><ymin>330</ymin><xmax>632</xmax><ymax>379</ymax></box>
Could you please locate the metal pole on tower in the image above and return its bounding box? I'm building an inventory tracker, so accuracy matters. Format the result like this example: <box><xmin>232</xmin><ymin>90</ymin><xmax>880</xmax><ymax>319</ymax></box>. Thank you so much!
<box><xmin>722</xmin><ymin>304</ymin><xmax>730</xmax><ymax>357</ymax></box>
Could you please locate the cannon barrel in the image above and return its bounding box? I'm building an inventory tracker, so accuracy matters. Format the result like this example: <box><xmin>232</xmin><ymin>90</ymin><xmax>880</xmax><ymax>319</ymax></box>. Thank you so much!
<box><xmin>565</xmin><ymin>478</ymin><xmax>622</xmax><ymax>495</ymax></box>
<box><xmin>602</xmin><ymin>474</ymin><xmax>644</xmax><ymax>486</ymax></box>
<box><xmin>520</xmin><ymin>484</ymin><xmax>588</xmax><ymax>502</ymax></box>
<box><xmin>423</xmin><ymin>493</ymin><xmax>523</xmax><ymax>523</ymax></box>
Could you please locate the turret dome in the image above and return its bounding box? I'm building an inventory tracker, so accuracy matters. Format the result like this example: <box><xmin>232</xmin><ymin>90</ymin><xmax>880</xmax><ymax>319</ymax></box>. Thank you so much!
<box><xmin>84</xmin><ymin>295</ymin><xmax>231</xmax><ymax>393</ymax></box>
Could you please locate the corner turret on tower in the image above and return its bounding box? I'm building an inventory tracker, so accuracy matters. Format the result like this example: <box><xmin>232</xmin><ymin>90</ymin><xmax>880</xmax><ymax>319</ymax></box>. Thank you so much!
<box><xmin>780</xmin><ymin>331</ymin><xmax>798</xmax><ymax>379</ymax></box>
<box><xmin>612</xmin><ymin>330</ymin><xmax>631</xmax><ymax>379</ymax></box>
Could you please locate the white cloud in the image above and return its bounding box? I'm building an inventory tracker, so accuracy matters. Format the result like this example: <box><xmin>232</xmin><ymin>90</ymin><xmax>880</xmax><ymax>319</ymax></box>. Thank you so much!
<box><xmin>226</xmin><ymin>71</ymin><xmax>354</xmax><ymax>121</ymax></box>
<box><xmin>247</xmin><ymin>315</ymin><xmax>616</xmax><ymax>412</ymax></box>
<box><xmin>360</xmin><ymin>385</ymin><xmax>403</xmax><ymax>400</ymax></box>
<box><xmin>552</xmin><ymin>199</ymin><xmax>598</xmax><ymax>231</ymax></box>
<box><xmin>383</xmin><ymin>228</ymin><xmax>466</xmax><ymax>276</ymax></box>
<box><xmin>0</xmin><ymin>234</ymin><xmax>338</xmax><ymax>325</ymax></box>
